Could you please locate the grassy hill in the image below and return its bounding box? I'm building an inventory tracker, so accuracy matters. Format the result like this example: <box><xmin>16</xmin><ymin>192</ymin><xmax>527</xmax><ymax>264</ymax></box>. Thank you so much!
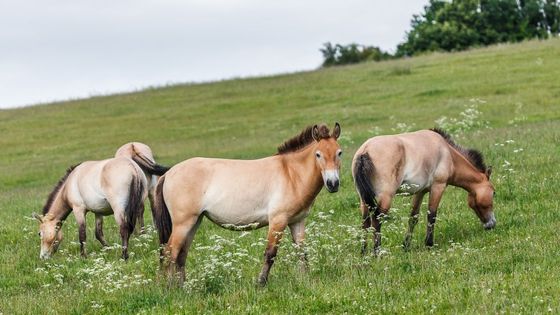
<box><xmin>1</xmin><ymin>39</ymin><xmax>559</xmax><ymax>314</ymax></box>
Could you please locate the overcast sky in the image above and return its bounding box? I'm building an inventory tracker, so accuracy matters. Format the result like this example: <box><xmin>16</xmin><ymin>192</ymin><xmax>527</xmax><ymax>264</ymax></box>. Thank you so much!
<box><xmin>0</xmin><ymin>0</ymin><xmax>427</xmax><ymax>109</ymax></box>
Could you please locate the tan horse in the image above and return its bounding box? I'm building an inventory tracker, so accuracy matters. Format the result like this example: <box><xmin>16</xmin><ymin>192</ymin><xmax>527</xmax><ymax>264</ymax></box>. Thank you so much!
<box><xmin>34</xmin><ymin>147</ymin><xmax>167</xmax><ymax>260</ymax></box>
<box><xmin>153</xmin><ymin>123</ymin><xmax>342</xmax><ymax>285</ymax></box>
<box><xmin>115</xmin><ymin>142</ymin><xmax>169</xmax><ymax>232</ymax></box>
<box><xmin>352</xmin><ymin>128</ymin><xmax>495</xmax><ymax>254</ymax></box>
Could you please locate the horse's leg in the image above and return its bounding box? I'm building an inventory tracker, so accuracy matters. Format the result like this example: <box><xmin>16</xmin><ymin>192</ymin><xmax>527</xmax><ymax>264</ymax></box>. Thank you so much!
<box><xmin>425</xmin><ymin>184</ymin><xmax>446</xmax><ymax>247</ymax></box>
<box><xmin>73</xmin><ymin>207</ymin><xmax>87</xmax><ymax>257</ymax></box>
<box><xmin>258</xmin><ymin>219</ymin><xmax>288</xmax><ymax>286</ymax></box>
<box><xmin>372</xmin><ymin>193</ymin><xmax>392</xmax><ymax>255</ymax></box>
<box><xmin>94</xmin><ymin>214</ymin><xmax>108</xmax><ymax>247</ymax></box>
<box><xmin>136</xmin><ymin>200</ymin><xmax>145</xmax><ymax>235</ymax></box>
<box><xmin>289</xmin><ymin>219</ymin><xmax>307</xmax><ymax>272</ymax></box>
<box><xmin>164</xmin><ymin>215</ymin><xmax>201</xmax><ymax>286</ymax></box>
<box><xmin>403</xmin><ymin>192</ymin><xmax>426</xmax><ymax>250</ymax></box>
<box><xmin>111</xmin><ymin>210</ymin><xmax>131</xmax><ymax>260</ymax></box>
<box><xmin>360</xmin><ymin>201</ymin><xmax>372</xmax><ymax>255</ymax></box>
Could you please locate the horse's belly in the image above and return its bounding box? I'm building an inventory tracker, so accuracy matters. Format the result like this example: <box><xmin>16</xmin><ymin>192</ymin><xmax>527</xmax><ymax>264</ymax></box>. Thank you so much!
<box><xmin>84</xmin><ymin>197</ymin><xmax>112</xmax><ymax>214</ymax></box>
<box><xmin>203</xmin><ymin>204</ymin><xmax>269</xmax><ymax>231</ymax></box>
<box><xmin>398</xmin><ymin>177</ymin><xmax>429</xmax><ymax>194</ymax></box>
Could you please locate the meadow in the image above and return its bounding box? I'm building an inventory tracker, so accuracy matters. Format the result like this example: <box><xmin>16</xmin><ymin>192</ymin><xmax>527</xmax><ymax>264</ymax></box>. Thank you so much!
<box><xmin>1</xmin><ymin>38</ymin><xmax>559</xmax><ymax>314</ymax></box>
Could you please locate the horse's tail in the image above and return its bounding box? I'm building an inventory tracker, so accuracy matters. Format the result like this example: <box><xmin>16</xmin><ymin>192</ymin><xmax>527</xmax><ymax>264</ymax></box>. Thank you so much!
<box><xmin>353</xmin><ymin>152</ymin><xmax>378</xmax><ymax>212</ymax></box>
<box><xmin>130</xmin><ymin>144</ymin><xmax>170</xmax><ymax>176</ymax></box>
<box><xmin>153</xmin><ymin>175</ymin><xmax>172</xmax><ymax>245</ymax></box>
<box><xmin>125</xmin><ymin>174</ymin><xmax>144</xmax><ymax>234</ymax></box>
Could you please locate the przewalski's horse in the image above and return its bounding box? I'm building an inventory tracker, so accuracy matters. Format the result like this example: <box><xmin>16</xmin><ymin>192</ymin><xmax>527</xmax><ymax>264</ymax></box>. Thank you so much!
<box><xmin>153</xmin><ymin>123</ymin><xmax>342</xmax><ymax>285</ymax></box>
<box><xmin>34</xmin><ymin>156</ymin><xmax>150</xmax><ymax>260</ymax></box>
<box><xmin>352</xmin><ymin>128</ymin><xmax>495</xmax><ymax>254</ymax></box>
<box><xmin>115</xmin><ymin>142</ymin><xmax>169</xmax><ymax>232</ymax></box>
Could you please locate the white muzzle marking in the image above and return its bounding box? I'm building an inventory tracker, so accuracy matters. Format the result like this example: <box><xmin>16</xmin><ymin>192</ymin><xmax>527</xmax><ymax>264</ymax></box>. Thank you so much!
<box><xmin>483</xmin><ymin>212</ymin><xmax>496</xmax><ymax>229</ymax></box>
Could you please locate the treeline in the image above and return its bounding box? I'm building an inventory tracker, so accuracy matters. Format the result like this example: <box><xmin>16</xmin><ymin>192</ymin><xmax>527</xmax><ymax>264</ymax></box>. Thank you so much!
<box><xmin>322</xmin><ymin>0</ymin><xmax>560</xmax><ymax>66</ymax></box>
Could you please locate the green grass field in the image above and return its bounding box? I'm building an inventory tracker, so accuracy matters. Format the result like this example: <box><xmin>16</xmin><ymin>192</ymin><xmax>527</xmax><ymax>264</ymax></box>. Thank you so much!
<box><xmin>1</xmin><ymin>39</ymin><xmax>559</xmax><ymax>314</ymax></box>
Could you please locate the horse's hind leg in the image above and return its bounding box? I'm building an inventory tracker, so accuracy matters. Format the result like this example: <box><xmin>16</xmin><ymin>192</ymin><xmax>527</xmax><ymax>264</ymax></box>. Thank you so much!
<box><xmin>403</xmin><ymin>192</ymin><xmax>426</xmax><ymax>250</ymax></box>
<box><xmin>136</xmin><ymin>200</ymin><xmax>145</xmax><ymax>235</ymax></box>
<box><xmin>95</xmin><ymin>214</ymin><xmax>108</xmax><ymax>247</ymax></box>
<box><xmin>360</xmin><ymin>201</ymin><xmax>372</xmax><ymax>255</ymax></box>
<box><xmin>372</xmin><ymin>193</ymin><xmax>393</xmax><ymax>255</ymax></box>
<box><xmin>164</xmin><ymin>215</ymin><xmax>202</xmax><ymax>286</ymax></box>
<box><xmin>258</xmin><ymin>219</ymin><xmax>288</xmax><ymax>286</ymax></box>
<box><xmin>426</xmin><ymin>183</ymin><xmax>446</xmax><ymax>247</ymax></box>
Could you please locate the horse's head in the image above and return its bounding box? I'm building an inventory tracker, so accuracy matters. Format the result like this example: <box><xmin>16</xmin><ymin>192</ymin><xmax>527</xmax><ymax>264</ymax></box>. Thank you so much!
<box><xmin>34</xmin><ymin>213</ymin><xmax>64</xmax><ymax>259</ymax></box>
<box><xmin>312</xmin><ymin>122</ymin><xmax>342</xmax><ymax>193</ymax></box>
<box><xmin>467</xmin><ymin>167</ymin><xmax>496</xmax><ymax>230</ymax></box>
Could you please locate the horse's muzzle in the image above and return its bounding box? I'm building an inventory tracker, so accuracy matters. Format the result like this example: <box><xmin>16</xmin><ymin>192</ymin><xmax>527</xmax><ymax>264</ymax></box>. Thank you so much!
<box><xmin>483</xmin><ymin>213</ymin><xmax>496</xmax><ymax>230</ymax></box>
<box><xmin>326</xmin><ymin>179</ymin><xmax>339</xmax><ymax>193</ymax></box>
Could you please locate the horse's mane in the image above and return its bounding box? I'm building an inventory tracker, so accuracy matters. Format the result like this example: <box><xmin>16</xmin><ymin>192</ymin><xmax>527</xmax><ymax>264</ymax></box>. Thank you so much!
<box><xmin>42</xmin><ymin>164</ymin><xmax>81</xmax><ymax>215</ymax></box>
<box><xmin>277</xmin><ymin>124</ymin><xmax>331</xmax><ymax>155</ymax></box>
<box><xmin>430</xmin><ymin>128</ymin><xmax>487</xmax><ymax>173</ymax></box>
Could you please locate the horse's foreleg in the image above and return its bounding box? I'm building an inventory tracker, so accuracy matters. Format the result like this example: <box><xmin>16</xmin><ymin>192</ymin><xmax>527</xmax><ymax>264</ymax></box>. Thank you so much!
<box><xmin>164</xmin><ymin>215</ymin><xmax>201</xmax><ymax>286</ymax></box>
<box><xmin>426</xmin><ymin>184</ymin><xmax>446</xmax><ymax>247</ymax></box>
<box><xmin>360</xmin><ymin>201</ymin><xmax>371</xmax><ymax>255</ymax></box>
<box><xmin>258</xmin><ymin>220</ymin><xmax>287</xmax><ymax>286</ymax></box>
<box><xmin>94</xmin><ymin>214</ymin><xmax>108</xmax><ymax>247</ymax></box>
<box><xmin>289</xmin><ymin>220</ymin><xmax>307</xmax><ymax>272</ymax></box>
<box><xmin>73</xmin><ymin>208</ymin><xmax>87</xmax><ymax>257</ymax></box>
<box><xmin>403</xmin><ymin>192</ymin><xmax>426</xmax><ymax>250</ymax></box>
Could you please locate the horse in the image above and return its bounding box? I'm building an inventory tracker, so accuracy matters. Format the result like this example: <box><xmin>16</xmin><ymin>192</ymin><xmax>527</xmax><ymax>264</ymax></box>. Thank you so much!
<box><xmin>153</xmin><ymin>123</ymin><xmax>342</xmax><ymax>285</ymax></box>
<box><xmin>352</xmin><ymin>128</ymin><xmax>495</xmax><ymax>254</ymax></box>
<box><xmin>115</xmin><ymin>142</ymin><xmax>169</xmax><ymax>232</ymax></box>
<box><xmin>34</xmin><ymin>147</ymin><xmax>167</xmax><ymax>260</ymax></box>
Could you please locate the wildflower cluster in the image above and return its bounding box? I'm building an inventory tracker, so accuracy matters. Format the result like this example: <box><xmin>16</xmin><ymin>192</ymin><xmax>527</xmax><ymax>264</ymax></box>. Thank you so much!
<box><xmin>435</xmin><ymin>99</ymin><xmax>489</xmax><ymax>136</ymax></box>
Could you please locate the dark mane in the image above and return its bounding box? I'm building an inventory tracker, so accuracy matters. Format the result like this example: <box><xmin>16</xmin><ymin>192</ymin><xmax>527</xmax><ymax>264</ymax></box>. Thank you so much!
<box><xmin>42</xmin><ymin>164</ymin><xmax>81</xmax><ymax>214</ymax></box>
<box><xmin>430</xmin><ymin>128</ymin><xmax>487</xmax><ymax>172</ymax></box>
<box><xmin>277</xmin><ymin>124</ymin><xmax>331</xmax><ymax>155</ymax></box>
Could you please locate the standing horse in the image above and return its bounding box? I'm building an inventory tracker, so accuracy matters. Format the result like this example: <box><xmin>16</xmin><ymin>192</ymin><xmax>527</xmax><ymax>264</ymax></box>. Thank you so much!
<box><xmin>34</xmin><ymin>156</ymin><xmax>150</xmax><ymax>260</ymax></box>
<box><xmin>352</xmin><ymin>128</ymin><xmax>495</xmax><ymax>254</ymax></box>
<box><xmin>115</xmin><ymin>142</ymin><xmax>169</xmax><ymax>232</ymax></box>
<box><xmin>153</xmin><ymin>123</ymin><xmax>342</xmax><ymax>285</ymax></box>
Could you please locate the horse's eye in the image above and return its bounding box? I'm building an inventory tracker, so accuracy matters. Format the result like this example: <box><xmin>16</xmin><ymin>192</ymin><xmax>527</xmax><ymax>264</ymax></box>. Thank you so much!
<box><xmin>337</xmin><ymin>151</ymin><xmax>343</xmax><ymax>157</ymax></box>
<box><xmin>315</xmin><ymin>152</ymin><xmax>321</xmax><ymax>158</ymax></box>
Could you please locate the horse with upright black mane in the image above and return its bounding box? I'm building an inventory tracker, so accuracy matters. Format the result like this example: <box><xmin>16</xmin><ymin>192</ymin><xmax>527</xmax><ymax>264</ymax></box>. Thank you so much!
<box><xmin>352</xmin><ymin>128</ymin><xmax>495</xmax><ymax>254</ymax></box>
<box><xmin>34</xmin><ymin>143</ymin><xmax>168</xmax><ymax>259</ymax></box>
<box><xmin>153</xmin><ymin>123</ymin><xmax>342</xmax><ymax>285</ymax></box>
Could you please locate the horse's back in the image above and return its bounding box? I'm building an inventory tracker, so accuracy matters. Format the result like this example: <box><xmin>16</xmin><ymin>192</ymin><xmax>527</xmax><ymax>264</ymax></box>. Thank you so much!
<box><xmin>67</xmin><ymin>158</ymin><xmax>146</xmax><ymax>213</ymax></box>
<box><xmin>115</xmin><ymin>142</ymin><xmax>155</xmax><ymax>162</ymax></box>
<box><xmin>163</xmin><ymin>156</ymin><xmax>283</xmax><ymax>228</ymax></box>
<box><xmin>353</xmin><ymin>130</ymin><xmax>452</xmax><ymax>193</ymax></box>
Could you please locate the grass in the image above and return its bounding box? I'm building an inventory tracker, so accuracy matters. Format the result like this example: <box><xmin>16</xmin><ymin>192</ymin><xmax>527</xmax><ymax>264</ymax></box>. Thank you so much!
<box><xmin>1</xmin><ymin>38</ymin><xmax>559</xmax><ymax>314</ymax></box>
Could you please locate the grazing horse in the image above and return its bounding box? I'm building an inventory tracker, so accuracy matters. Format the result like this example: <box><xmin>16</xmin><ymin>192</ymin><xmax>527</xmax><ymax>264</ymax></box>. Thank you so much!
<box><xmin>115</xmin><ymin>142</ymin><xmax>169</xmax><ymax>232</ymax></box>
<box><xmin>34</xmin><ymin>148</ymin><xmax>164</xmax><ymax>260</ymax></box>
<box><xmin>153</xmin><ymin>123</ymin><xmax>342</xmax><ymax>285</ymax></box>
<box><xmin>352</xmin><ymin>128</ymin><xmax>495</xmax><ymax>254</ymax></box>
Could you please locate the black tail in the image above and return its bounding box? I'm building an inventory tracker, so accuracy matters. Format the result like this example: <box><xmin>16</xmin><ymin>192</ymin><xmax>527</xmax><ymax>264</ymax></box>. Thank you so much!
<box><xmin>125</xmin><ymin>175</ymin><xmax>144</xmax><ymax>234</ymax></box>
<box><xmin>153</xmin><ymin>175</ymin><xmax>172</xmax><ymax>245</ymax></box>
<box><xmin>130</xmin><ymin>145</ymin><xmax>170</xmax><ymax>176</ymax></box>
<box><xmin>353</xmin><ymin>153</ymin><xmax>378</xmax><ymax>212</ymax></box>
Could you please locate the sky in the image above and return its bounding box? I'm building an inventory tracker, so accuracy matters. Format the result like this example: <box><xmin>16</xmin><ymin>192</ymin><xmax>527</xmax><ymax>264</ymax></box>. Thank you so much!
<box><xmin>0</xmin><ymin>0</ymin><xmax>427</xmax><ymax>109</ymax></box>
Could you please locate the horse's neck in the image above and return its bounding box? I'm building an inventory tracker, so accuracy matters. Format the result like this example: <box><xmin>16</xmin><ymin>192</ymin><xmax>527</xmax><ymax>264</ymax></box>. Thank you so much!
<box><xmin>46</xmin><ymin>185</ymin><xmax>71</xmax><ymax>220</ymax></box>
<box><xmin>281</xmin><ymin>145</ymin><xmax>323</xmax><ymax>194</ymax></box>
<box><xmin>448</xmin><ymin>148</ymin><xmax>485</xmax><ymax>193</ymax></box>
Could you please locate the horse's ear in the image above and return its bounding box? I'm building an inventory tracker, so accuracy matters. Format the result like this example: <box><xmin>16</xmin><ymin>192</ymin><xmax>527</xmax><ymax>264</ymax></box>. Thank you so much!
<box><xmin>486</xmin><ymin>166</ymin><xmax>492</xmax><ymax>179</ymax></box>
<box><xmin>332</xmin><ymin>122</ymin><xmax>341</xmax><ymax>139</ymax></box>
<box><xmin>32</xmin><ymin>213</ymin><xmax>43</xmax><ymax>223</ymax></box>
<box><xmin>312</xmin><ymin>125</ymin><xmax>320</xmax><ymax>141</ymax></box>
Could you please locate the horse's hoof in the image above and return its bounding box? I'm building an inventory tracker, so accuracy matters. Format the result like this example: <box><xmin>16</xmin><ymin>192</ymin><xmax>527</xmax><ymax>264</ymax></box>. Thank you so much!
<box><xmin>256</xmin><ymin>276</ymin><xmax>268</xmax><ymax>287</ymax></box>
